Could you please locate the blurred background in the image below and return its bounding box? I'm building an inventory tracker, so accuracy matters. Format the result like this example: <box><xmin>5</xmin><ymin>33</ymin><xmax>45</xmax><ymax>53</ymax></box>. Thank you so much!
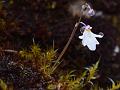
<box><xmin>0</xmin><ymin>0</ymin><xmax>120</xmax><ymax>89</ymax></box>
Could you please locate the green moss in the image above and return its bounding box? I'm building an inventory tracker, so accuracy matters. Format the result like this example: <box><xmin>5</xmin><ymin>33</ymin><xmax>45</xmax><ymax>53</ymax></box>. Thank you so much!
<box><xmin>19</xmin><ymin>44</ymin><xmax>120</xmax><ymax>90</ymax></box>
<box><xmin>0</xmin><ymin>79</ymin><xmax>7</xmax><ymax>90</ymax></box>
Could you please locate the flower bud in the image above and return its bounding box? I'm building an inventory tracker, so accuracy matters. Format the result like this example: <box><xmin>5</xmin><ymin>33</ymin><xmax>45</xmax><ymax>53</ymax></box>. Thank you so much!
<box><xmin>82</xmin><ymin>3</ymin><xmax>95</xmax><ymax>18</ymax></box>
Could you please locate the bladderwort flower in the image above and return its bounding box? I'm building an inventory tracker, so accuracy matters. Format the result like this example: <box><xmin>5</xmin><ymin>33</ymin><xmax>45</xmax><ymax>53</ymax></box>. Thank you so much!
<box><xmin>79</xmin><ymin>22</ymin><xmax>104</xmax><ymax>51</ymax></box>
<box><xmin>82</xmin><ymin>3</ymin><xmax>95</xmax><ymax>18</ymax></box>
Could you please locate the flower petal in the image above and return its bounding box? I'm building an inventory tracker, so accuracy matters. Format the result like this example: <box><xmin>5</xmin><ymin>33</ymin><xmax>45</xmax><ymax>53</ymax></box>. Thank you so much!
<box><xmin>83</xmin><ymin>37</ymin><xmax>97</xmax><ymax>51</ymax></box>
<box><xmin>94</xmin><ymin>34</ymin><xmax>103</xmax><ymax>38</ymax></box>
<box><xmin>82</xmin><ymin>40</ymin><xmax>87</xmax><ymax>46</ymax></box>
<box><xmin>79</xmin><ymin>35</ymin><xmax>83</xmax><ymax>39</ymax></box>
<box><xmin>87</xmin><ymin>43</ymin><xmax>96</xmax><ymax>51</ymax></box>
<box><xmin>94</xmin><ymin>38</ymin><xmax>99</xmax><ymax>45</ymax></box>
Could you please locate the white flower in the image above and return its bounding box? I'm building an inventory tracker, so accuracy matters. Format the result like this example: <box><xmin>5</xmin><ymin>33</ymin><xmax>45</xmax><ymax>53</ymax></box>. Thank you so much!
<box><xmin>79</xmin><ymin>24</ymin><xmax>103</xmax><ymax>51</ymax></box>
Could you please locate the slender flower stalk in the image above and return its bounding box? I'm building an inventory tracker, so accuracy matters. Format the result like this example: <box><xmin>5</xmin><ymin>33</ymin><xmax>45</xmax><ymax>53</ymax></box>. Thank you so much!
<box><xmin>51</xmin><ymin>17</ymin><xmax>82</xmax><ymax>73</ymax></box>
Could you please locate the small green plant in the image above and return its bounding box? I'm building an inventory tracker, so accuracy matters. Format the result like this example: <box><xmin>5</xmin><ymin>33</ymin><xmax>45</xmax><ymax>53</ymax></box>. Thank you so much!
<box><xmin>19</xmin><ymin>43</ymin><xmax>57</xmax><ymax>79</ymax></box>
<box><xmin>19</xmin><ymin>45</ymin><xmax>120</xmax><ymax>90</ymax></box>
<box><xmin>47</xmin><ymin>61</ymin><xmax>100</xmax><ymax>90</ymax></box>
<box><xmin>109</xmin><ymin>82</ymin><xmax>120</xmax><ymax>90</ymax></box>
<box><xmin>47</xmin><ymin>60</ymin><xmax>120</xmax><ymax>90</ymax></box>
<box><xmin>84</xmin><ymin>60</ymin><xmax>99</xmax><ymax>84</ymax></box>
<box><xmin>0</xmin><ymin>79</ymin><xmax>7</xmax><ymax>90</ymax></box>
<box><xmin>107</xmin><ymin>78</ymin><xmax>120</xmax><ymax>90</ymax></box>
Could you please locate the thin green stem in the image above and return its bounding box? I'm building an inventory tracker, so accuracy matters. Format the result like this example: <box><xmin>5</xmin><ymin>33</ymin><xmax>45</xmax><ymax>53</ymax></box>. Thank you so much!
<box><xmin>51</xmin><ymin>17</ymin><xmax>82</xmax><ymax>73</ymax></box>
